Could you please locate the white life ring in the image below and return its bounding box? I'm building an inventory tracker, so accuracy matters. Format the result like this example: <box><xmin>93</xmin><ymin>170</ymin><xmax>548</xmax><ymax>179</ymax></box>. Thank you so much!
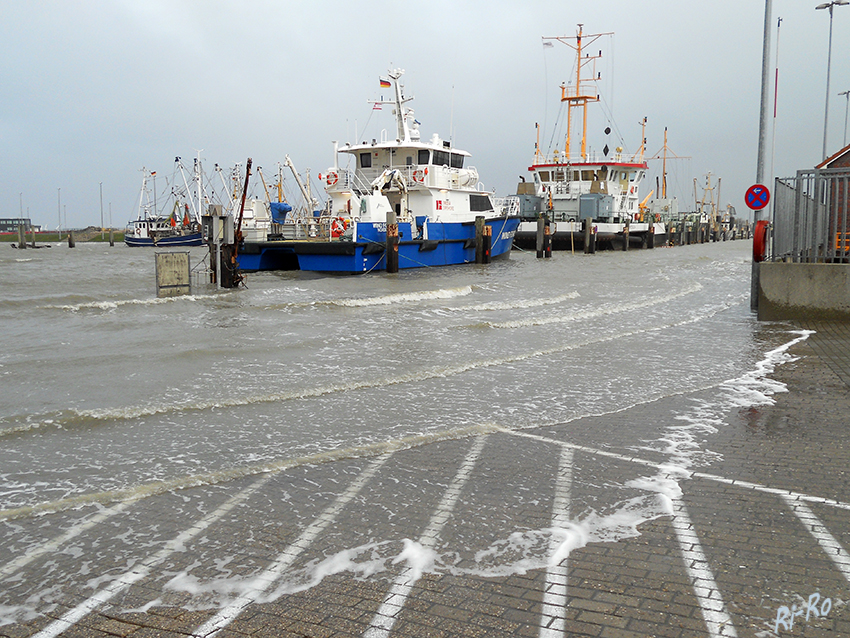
<box><xmin>134</xmin><ymin>227</ymin><xmax>140</xmax><ymax>236</ymax></box>
<box><xmin>326</xmin><ymin>172</ymin><xmax>339</xmax><ymax>186</ymax></box>
<box><xmin>413</xmin><ymin>168</ymin><xmax>427</xmax><ymax>183</ymax></box>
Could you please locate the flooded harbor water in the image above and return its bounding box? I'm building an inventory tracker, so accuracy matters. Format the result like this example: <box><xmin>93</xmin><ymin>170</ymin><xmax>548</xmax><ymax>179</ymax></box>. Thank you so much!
<box><xmin>1</xmin><ymin>241</ymin><xmax>767</xmax><ymax>513</ymax></box>
<box><xmin>0</xmin><ymin>239</ymin><xmax>816</xmax><ymax>634</ymax></box>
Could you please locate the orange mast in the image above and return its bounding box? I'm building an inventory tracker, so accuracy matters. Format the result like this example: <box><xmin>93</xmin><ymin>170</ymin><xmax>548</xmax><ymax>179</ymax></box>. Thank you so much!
<box><xmin>544</xmin><ymin>24</ymin><xmax>612</xmax><ymax>162</ymax></box>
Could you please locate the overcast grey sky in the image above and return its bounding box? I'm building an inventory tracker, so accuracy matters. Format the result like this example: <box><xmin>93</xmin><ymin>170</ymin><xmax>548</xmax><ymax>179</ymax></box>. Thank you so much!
<box><xmin>2</xmin><ymin>1</ymin><xmax>848</xmax><ymax>228</ymax></box>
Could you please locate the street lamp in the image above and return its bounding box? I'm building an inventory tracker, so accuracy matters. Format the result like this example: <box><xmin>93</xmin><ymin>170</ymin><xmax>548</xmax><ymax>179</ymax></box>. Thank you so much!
<box><xmin>99</xmin><ymin>181</ymin><xmax>104</xmax><ymax>240</ymax></box>
<box><xmin>816</xmin><ymin>0</ymin><xmax>849</xmax><ymax>160</ymax></box>
<box><xmin>840</xmin><ymin>89</ymin><xmax>850</xmax><ymax>147</ymax></box>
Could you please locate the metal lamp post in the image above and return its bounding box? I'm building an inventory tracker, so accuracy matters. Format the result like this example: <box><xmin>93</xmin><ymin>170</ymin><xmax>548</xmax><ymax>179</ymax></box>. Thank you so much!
<box><xmin>817</xmin><ymin>0</ymin><xmax>849</xmax><ymax>160</ymax></box>
<box><xmin>99</xmin><ymin>182</ymin><xmax>104</xmax><ymax>240</ymax></box>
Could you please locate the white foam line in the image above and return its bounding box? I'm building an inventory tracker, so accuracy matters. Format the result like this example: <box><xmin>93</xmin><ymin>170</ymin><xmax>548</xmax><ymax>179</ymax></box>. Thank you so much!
<box><xmin>364</xmin><ymin>436</ymin><xmax>487</xmax><ymax>638</ymax></box>
<box><xmin>539</xmin><ymin>447</ymin><xmax>574</xmax><ymax>638</ymax></box>
<box><xmin>781</xmin><ymin>495</ymin><xmax>850</xmax><ymax>583</ymax></box>
<box><xmin>0</xmin><ymin>500</ymin><xmax>135</xmax><ymax>581</ymax></box>
<box><xmin>500</xmin><ymin>429</ymin><xmax>850</xmax><ymax>511</ymax></box>
<box><xmin>195</xmin><ymin>454</ymin><xmax>391</xmax><ymax>637</ymax></box>
<box><xmin>30</xmin><ymin>474</ymin><xmax>272</xmax><ymax>638</ymax></box>
<box><xmin>669</xmin><ymin>497</ymin><xmax>738</xmax><ymax>637</ymax></box>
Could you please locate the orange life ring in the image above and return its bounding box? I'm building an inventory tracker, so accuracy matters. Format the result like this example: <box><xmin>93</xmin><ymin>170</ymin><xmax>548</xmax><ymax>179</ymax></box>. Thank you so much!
<box><xmin>331</xmin><ymin>217</ymin><xmax>346</xmax><ymax>238</ymax></box>
<box><xmin>753</xmin><ymin>220</ymin><xmax>769</xmax><ymax>262</ymax></box>
<box><xmin>326</xmin><ymin>172</ymin><xmax>339</xmax><ymax>186</ymax></box>
<box><xmin>413</xmin><ymin>169</ymin><xmax>427</xmax><ymax>183</ymax></box>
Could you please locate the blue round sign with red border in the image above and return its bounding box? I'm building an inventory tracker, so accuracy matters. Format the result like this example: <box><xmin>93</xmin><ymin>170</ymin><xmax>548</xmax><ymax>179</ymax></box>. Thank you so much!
<box><xmin>745</xmin><ymin>184</ymin><xmax>770</xmax><ymax>210</ymax></box>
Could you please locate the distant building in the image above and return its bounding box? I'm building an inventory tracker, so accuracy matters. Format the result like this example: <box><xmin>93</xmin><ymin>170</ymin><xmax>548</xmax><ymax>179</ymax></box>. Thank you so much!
<box><xmin>0</xmin><ymin>218</ymin><xmax>36</xmax><ymax>233</ymax></box>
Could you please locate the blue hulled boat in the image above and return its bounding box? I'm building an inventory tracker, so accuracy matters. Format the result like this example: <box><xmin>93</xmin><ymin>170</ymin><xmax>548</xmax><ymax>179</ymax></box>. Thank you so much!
<box><xmin>237</xmin><ymin>69</ymin><xmax>519</xmax><ymax>273</ymax></box>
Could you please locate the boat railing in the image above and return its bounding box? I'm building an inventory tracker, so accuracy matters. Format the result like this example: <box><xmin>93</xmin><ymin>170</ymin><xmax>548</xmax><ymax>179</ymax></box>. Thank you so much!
<box><xmin>533</xmin><ymin>150</ymin><xmax>642</xmax><ymax>166</ymax></box>
<box><xmin>340</xmin><ymin>165</ymin><xmax>480</xmax><ymax>193</ymax></box>
<box><xmin>494</xmin><ymin>196</ymin><xmax>521</xmax><ymax>217</ymax></box>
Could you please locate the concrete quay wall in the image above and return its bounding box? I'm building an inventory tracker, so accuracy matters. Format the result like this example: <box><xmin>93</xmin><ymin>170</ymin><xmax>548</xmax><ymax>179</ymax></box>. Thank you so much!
<box><xmin>758</xmin><ymin>261</ymin><xmax>850</xmax><ymax>320</ymax></box>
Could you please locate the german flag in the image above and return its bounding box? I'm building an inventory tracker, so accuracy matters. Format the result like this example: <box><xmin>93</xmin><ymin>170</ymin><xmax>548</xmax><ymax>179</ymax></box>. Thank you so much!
<box><xmin>380</xmin><ymin>78</ymin><xmax>391</xmax><ymax>88</ymax></box>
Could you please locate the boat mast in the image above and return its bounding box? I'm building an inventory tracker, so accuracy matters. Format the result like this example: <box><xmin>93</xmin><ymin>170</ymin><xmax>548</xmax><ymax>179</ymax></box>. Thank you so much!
<box><xmin>662</xmin><ymin>128</ymin><xmax>668</xmax><ymax>199</ymax></box>
<box><xmin>544</xmin><ymin>25</ymin><xmax>611</xmax><ymax>162</ymax></box>
<box><xmin>195</xmin><ymin>150</ymin><xmax>204</xmax><ymax>223</ymax></box>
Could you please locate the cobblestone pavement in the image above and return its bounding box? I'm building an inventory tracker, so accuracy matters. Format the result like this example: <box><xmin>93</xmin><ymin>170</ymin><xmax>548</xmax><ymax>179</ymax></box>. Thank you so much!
<box><xmin>2</xmin><ymin>322</ymin><xmax>850</xmax><ymax>638</ymax></box>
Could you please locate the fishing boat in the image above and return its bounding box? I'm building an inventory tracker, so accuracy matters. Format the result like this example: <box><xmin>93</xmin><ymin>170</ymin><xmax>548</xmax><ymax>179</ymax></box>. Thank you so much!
<box><xmin>513</xmin><ymin>25</ymin><xmax>667</xmax><ymax>250</ymax></box>
<box><xmin>237</xmin><ymin>69</ymin><xmax>519</xmax><ymax>273</ymax></box>
<box><xmin>125</xmin><ymin>160</ymin><xmax>204</xmax><ymax>247</ymax></box>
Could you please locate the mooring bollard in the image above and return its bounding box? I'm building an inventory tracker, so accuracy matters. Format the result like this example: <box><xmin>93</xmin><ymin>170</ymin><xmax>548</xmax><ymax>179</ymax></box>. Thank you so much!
<box><xmin>386</xmin><ymin>210</ymin><xmax>399</xmax><ymax>273</ymax></box>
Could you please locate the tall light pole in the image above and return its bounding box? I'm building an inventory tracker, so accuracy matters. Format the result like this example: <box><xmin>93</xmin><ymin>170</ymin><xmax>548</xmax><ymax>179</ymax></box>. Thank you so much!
<box><xmin>840</xmin><ymin>89</ymin><xmax>850</xmax><ymax>147</ymax></box>
<box><xmin>99</xmin><ymin>181</ymin><xmax>104</xmax><ymax>240</ymax></box>
<box><xmin>817</xmin><ymin>1</ymin><xmax>849</xmax><ymax>160</ymax></box>
<box><xmin>57</xmin><ymin>188</ymin><xmax>61</xmax><ymax>239</ymax></box>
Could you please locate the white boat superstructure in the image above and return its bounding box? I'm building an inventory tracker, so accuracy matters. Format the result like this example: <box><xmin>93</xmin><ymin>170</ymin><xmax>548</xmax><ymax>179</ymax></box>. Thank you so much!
<box><xmin>515</xmin><ymin>25</ymin><xmax>666</xmax><ymax>249</ymax></box>
<box><xmin>322</xmin><ymin>68</ymin><xmax>501</xmax><ymax>230</ymax></box>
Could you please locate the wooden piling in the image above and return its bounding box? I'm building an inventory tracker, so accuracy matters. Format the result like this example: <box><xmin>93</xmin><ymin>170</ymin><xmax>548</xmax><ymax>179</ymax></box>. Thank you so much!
<box><xmin>68</xmin><ymin>230</ymin><xmax>75</xmax><ymax>248</ymax></box>
<box><xmin>482</xmin><ymin>225</ymin><xmax>492</xmax><ymax>264</ymax></box>
<box><xmin>543</xmin><ymin>219</ymin><xmax>551</xmax><ymax>258</ymax></box>
<box><xmin>17</xmin><ymin>225</ymin><xmax>26</xmax><ymax>249</ymax></box>
<box><xmin>30</xmin><ymin>227</ymin><xmax>36</xmax><ymax>248</ymax></box>
<box><xmin>109</xmin><ymin>229</ymin><xmax>114</xmax><ymax>247</ymax></box>
<box><xmin>386</xmin><ymin>210</ymin><xmax>399</xmax><ymax>273</ymax></box>
<box><xmin>536</xmin><ymin>216</ymin><xmax>545</xmax><ymax>258</ymax></box>
<box><xmin>647</xmin><ymin>221</ymin><xmax>655</xmax><ymax>249</ymax></box>
<box><xmin>220</xmin><ymin>244</ymin><xmax>237</xmax><ymax>288</ymax></box>
<box><xmin>622</xmin><ymin>219</ymin><xmax>629</xmax><ymax>251</ymax></box>
<box><xmin>475</xmin><ymin>216</ymin><xmax>486</xmax><ymax>263</ymax></box>
<box><xmin>582</xmin><ymin>219</ymin><xmax>592</xmax><ymax>255</ymax></box>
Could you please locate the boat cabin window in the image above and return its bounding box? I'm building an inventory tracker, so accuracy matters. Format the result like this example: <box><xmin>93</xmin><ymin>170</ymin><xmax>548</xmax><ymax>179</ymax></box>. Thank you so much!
<box><xmin>539</xmin><ymin>171</ymin><xmax>550</xmax><ymax>182</ymax></box>
<box><xmin>433</xmin><ymin>150</ymin><xmax>449</xmax><ymax>166</ymax></box>
<box><xmin>359</xmin><ymin>152</ymin><xmax>372</xmax><ymax>169</ymax></box>
<box><xmin>406</xmin><ymin>156</ymin><xmax>414</xmax><ymax>166</ymax></box>
<box><xmin>572</xmin><ymin>171</ymin><xmax>581</xmax><ymax>181</ymax></box>
<box><xmin>630</xmin><ymin>171</ymin><xmax>638</xmax><ymax>182</ymax></box>
<box><xmin>581</xmin><ymin>170</ymin><xmax>594</xmax><ymax>181</ymax></box>
<box><xmin>418</xmin><ymin>149</ymin><xmax>430</xmax><ymax>164</ymax></box>
<box><xmin>450</xmin><ymin>153</ymin><xmax>464</xmax><ymax>169</ymax></box>
<box><xmin>470</xmin><ymin>193</ymin><xmax>493</xmax><ymax>212</ymax></box>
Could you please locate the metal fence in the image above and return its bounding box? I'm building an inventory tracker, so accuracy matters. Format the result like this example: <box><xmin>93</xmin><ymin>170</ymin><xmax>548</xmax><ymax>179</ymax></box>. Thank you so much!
<box><xmin>772</xmin><ymin>167</ymin><xmax>850</xmax><ymax>262</ymax></box>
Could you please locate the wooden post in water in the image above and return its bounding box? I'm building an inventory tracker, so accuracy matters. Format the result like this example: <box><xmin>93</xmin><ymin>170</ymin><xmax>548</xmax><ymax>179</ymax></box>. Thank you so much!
<box><xmin>622</xmin><ymin>219</ymin><xmax>629</xmax><ymax>251</ymax></box>
<box><xmin>68</xmin><ymin>230</ymin><xmax>75</xmax><ymax>248</ymax></box>
<box><xmin>535</xmin><ymin>215</ymin><xmax>545</xmax><ymax>258</ymax></box>
<box><xmin>109</xmin><ymin>229</ymin><xmax>114</xmax><ymax>247</ymax></box>
<box><xmin>482</xmin><ymin>224</ymin><xmax>492</xmax><ymax>264</ymax></box>
<box><xmin>17</xmin><ymin>225</ymin><xmax>26</xmax><ymax>249</ymax></box>
<box><xmin>543</xmin><ymin>219</ymin><xmax>551</xmax><ymax>258</ymax></box>
<box><xmin>647</xmin><ymin>221</ymin><xmax>655</xmax><ymax>249</ymax></box>
<box><xmin>386</xmin><ymin>210</ymin><xmax>399</xmax><ymax>273</ymax></box>
<box><xmin>30</xmin><ymin>227</ymin><xmax>36</xmax><ymax>248</ymax></box>
<box><xmin>475</xmin><ymin>216</ymin><xmax>486</xmax><ymax>263</ymax></box>
<box><xmin>583</xmin><ymin>218</ymin><xmax>592</xmax><ymax>254</ymax></box>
